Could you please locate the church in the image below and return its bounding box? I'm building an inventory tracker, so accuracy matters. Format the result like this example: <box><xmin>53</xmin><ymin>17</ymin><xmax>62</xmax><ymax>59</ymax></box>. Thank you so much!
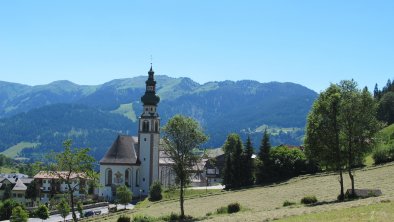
<box><xmin>98</xmin><ymin>66</ymin><xmax>175</xmax><ymax>200</ymax></box>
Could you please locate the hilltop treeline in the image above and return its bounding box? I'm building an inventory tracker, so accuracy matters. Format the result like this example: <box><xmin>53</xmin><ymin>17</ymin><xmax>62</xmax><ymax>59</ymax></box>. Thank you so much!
<box><xmin>374</xmin><ymin>79</ymin><xmax>394</xmax><ymax>125</ymax></box>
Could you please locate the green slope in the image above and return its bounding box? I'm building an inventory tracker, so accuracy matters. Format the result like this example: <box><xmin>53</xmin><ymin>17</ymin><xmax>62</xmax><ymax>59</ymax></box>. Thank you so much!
<box><xmin>1</xmin><ymin>142</ymin><xmax>39</xmax><ymax>158</ymax></box>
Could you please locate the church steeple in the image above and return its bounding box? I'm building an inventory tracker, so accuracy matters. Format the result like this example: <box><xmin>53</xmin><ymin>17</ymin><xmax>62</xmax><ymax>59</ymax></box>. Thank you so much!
<box><xmin>141</xmin><ymin>65</ymin><xmax>160</xmax><ymax>106</ymax></box>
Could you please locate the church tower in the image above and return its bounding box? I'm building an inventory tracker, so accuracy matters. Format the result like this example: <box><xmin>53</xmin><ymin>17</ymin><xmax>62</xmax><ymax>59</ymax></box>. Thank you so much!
<box><xmin>138</xmin><ymin>65</ymin><xmax>160</xmax><ymax>195</ymax></box>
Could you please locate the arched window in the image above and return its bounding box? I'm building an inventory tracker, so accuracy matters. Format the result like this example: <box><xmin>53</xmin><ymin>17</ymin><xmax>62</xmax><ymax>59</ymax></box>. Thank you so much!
<box><xmin>155</xmin><ymin>121</ymin><xmax>159</xmax><ymax>132</ymax></box>
<box><xmin>125</xmin><ymin>169</ymin><xmax>129</xmax><ymax>187</ymax></box>
<box><xmin>106</xmin><ymin>169</ymin><xmax>112</xmax><ymax>186</ymax></box>
<box><xmin>135</xmin><ymin>169</ymin><xmax>140</xmax><ymax>187</ymax></box>
<box><xmin>160</xmin><ymin>168</ymin><xmax>164</xmax><ymax>185</ymax></box>
<box><xmin>142</xmin><ymin>121</ymin><xmax>149</xmax><ymax>132</ymax></box>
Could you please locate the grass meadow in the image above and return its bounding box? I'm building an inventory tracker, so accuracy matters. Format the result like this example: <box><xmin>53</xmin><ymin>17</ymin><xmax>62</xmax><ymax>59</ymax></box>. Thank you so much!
<box><xmin>82</xmin><ymin>162</ymin><xmax>394</xmax><ymax>222</ymax></box>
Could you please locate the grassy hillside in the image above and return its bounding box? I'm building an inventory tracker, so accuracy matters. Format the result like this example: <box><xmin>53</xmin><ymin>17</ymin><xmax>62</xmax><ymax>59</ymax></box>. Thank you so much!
<box><xmin>1</xmin><ymin>142</ymin><xmax>39</xmax><ymax>158</ymax></box>
<box><xmin>378</xmin><ymin>123</ymin><xmax>394</xmax><ymax>147</ymax></box>
<box><xmin>83</xmin><ymin>163</ymin><xmax>394</xmax><ymax>222</ymax></box>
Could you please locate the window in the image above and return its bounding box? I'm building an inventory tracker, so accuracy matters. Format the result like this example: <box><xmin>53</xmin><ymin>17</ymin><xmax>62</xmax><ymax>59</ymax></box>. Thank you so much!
<box><xmin>13</xmin><ymin>193</ymin><xmax>17</xmax><ymax>197</ymax></box>
<box><xmin>142</xmin><ymin>121</ymin><xmax>150</xmax><ymax>132</ymax></box>
<box><xmin>135</xmin><ymin>169</ymin><xmax>140</xmax><ymax>187</ymax></box>
<box><xmin>18</xmin><ymin>193</ymin><xmax>23</xmax><ymax>198</ymax></box>
<box><xmin>106</xmin><ymin>169</ymin><xmax>112</xmax><ymax>186</ymax></box>
<box><xmin>155</xmin><ymin>121</ymin><xmax>159</xmax><ymax>132</ymax></box>
<box><xmin>125</xmin><ymin>169</ymin><xmax>130</xmax><ymax>187</ymax></box>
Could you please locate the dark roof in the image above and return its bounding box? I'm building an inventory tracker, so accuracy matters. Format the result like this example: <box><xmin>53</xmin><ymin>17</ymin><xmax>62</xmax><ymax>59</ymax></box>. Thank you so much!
<box><xmin>100</xmin><ymin>135</ymin><xmax>139</xmax><ymax>165</ymax></box>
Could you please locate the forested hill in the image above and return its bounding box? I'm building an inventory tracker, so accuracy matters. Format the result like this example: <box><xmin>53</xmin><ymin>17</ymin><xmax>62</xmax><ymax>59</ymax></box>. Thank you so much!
<box><xmin>0</xmin><ymin>76</ymin><xmax>317</xmax><ymax>160</ymax></box>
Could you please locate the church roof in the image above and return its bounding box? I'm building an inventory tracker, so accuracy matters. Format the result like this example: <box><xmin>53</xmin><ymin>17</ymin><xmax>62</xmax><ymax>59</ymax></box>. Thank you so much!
<box><xmin>100</xmin><ymin>135</ymin><xmax>139</xmax><ymax>165</ymax></box>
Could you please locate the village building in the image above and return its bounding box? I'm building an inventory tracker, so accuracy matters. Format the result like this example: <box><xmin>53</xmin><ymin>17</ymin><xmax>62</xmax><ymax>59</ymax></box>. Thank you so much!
<box><xmin>34</xmin><ymin>171</ymin><xmax>88</xmax><ymax>204</ymax></box>
<box><xmin>0</xmin><ymin>174</ymin><xmax>34</xmax><ymax>206</ymax></box>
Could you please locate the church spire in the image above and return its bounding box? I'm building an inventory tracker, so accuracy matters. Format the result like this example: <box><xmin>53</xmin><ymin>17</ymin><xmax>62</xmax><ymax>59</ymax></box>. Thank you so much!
<box><xmin>141</xmin><ymin>65</ymin><xmax>160</xmax><ymax>106</ymax></box>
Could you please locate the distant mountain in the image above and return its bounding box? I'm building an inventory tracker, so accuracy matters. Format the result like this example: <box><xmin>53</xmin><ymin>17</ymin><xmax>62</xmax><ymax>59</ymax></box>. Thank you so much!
<box><xmin>0</xmin><ymin>76</ymin><xmax>317</xmax><ymax>161</ymax></box>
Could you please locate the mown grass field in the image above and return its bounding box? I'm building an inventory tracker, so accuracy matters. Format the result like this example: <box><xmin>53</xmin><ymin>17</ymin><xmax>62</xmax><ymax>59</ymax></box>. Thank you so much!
<box><xmin>278</xmin><ymin>201</ymin><xmax>394</xmax><ymax>222</ymax></box>
<box><xmin>1</xmin><ymin>141</ymin><xmax>39</xmax><ymax>158</ymax></box>
<box><xmin>84</xmin><ymin>162</ymin><xmax>394</xmax><ymax>222</ymax></box>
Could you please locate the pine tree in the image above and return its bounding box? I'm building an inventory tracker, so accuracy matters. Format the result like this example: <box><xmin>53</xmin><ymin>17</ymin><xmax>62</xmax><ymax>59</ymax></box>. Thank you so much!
<box><xmin>223</xmin><ymin>154</ymin><xmax>233</xmax><ymax>189</ymax></box>
<box><xmin>257</xmin><ymin>129</ymin><xmax>271</xmax><ymax>184</ymax></box>
<box><xmin>222</xmin><ymin>133</ymin><xmax>243</xmax><ymax>189</ymax></box>
<box><xmin>374</xmin><ymin>83</ymin><xmax>381</xmax><ymax>100</ymax></box>
<box><xmin>243</xmin><ymin>136</ymin><xmax>255</xmax><ymax>186</ymax></box>
<box><xmin>231</xmin><ymin>135</ymin><xmax>243</xmax><ymax>188</ymax></box>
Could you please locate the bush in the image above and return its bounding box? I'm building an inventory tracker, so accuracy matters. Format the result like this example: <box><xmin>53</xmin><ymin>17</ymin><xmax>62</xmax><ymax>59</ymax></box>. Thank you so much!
<box><xmin>373</xmin><ymin>147</ymin><xmax>394</xmax><ymax>164</ymax></box>
<box><xmin>132</xmin><ymin>214</ymin><xmax>155</xmax><ymax>222</ymax></box>
<box><xmin>227</xmin><ymin>202</ymin><xmax>241</xmax><ymax>214</ymax></box>
<box><xmin>301</xmin><ymin>195</ymin><xmax>318</xmax><ymax>205</ymax></box>
<box><xmin>118</xmin><ymin>215</ymin><xmax>131</xmax><ymax>222</ymax></box>
<box><xmin>161</xmin><ymin>213</ymin><xmax>193</xmax><ymax>221</ymax></box>
<box><xmin>0</xmin><ymin>199</ymin><xmax>19</xmax><ymax>220</ymax></box>
<box><xmin>10</xmin><ymin>206</ymin><xmax>28</xmax><ymax>222</ymax></box>
<box><xmin>35</xmin><ymin>205</ymin><xmax>49</xmax><ymax>221</ymax></box>
<box><xmin>216</xmin><ymin>206</ymin><xmax>227</xmax><ymax>214</ymax></box>
<box><xmin>149</xmin><ymin>181</ymin><xmax>163</xmax><ymax>201</ymax></box>
<box><xmin>283</xmin><ymin>200</ymin><xmax>296</xmax><ymax>207</ymax></box>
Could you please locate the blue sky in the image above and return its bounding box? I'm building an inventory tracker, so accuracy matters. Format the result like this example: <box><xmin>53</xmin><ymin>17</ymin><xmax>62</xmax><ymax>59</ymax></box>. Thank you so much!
<box><xmin>0</xmin><ymin>1</ymin><xmax>393</xmax><ymax>92</ymax></box>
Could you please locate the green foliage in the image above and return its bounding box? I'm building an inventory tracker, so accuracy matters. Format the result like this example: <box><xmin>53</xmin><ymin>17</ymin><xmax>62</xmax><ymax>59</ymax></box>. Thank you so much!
<box><xmin>373</xmin><ymin>146</ymin><xmax>394</xmax><ymax>164</ymax></box>
<box><xmin>149</xmin><ymin>181</ymin><xmax>163</xmax><ymax>201</ymax></box>
<box><xmin>162</xmin><ymin>115</ymin><xmax>208</xmax><ymax>218</ymax></box>
<box><xmin>57</xmin><ymin>198</ymin><xmax>71</xmax><ymax>220</ymax></box>
<box><xmin>304</xmin><ymin>81</ymin><xmax>380</xmax><ymax>199</ymax></box>
<box><xmin>301</xmin><ymin>195</ymin><xmax>318</xmax><ymax>205</ymax></box>
<box><xmin>0</xmin><ymin>199</ymin><xmax>19</xmax><ymax>220</ymax></box>
<box><xmin>242</xmin><ymin>136</ymin><xmax>255</xmax><ymax>186</ymax></box>
<box><xmin>227</xmin><ymin>202</ymin><xmax>241</xmax><ymax>213</ymax></box>
<box><xmin>48</xmin><ymin>140</ymin><xmax>97</xmax><ymax>221</ymax></box>
<box><xmin>132</xmin><ymin>214</ymin><xmax>156</xmax><ymax>222</ymax></box>
<box><xmin>222</xmin><ymin>133</ymin><xmax>244</xmax><ymax>189</ymax></box>
<box><xmin>283</xmin><ymin>200</ymin><xmax>296</xmax><ymax>207</ymax></box>
<box><xmin>270</xmin><ymin>146</ymin><xmax>307</xmax><ymax>177</ymax></box>
<box><xmin>77</xmin><ymin>201</ymin><xmax>84</xmax><ymax>218</ymax></box>
<box><xmin>116</xmin><ymin>185</ymin><xmax>133</xmax><ymax>208</ymax></box>
<box><xmin>25</xmin><ymin>180</ymin><xmax>38</xmax><ymax>200</ymax></box>
<box><xmin>215</xmin><ymin>203</ymin><xmax>241</xmax><ymax>214</ymax></box>
<box><xmin>216</xmin><ymin>206</ymin><xmax>228</xmax><ymax>214</ymax></box>
<box><xmin>10</xmin><ymin>206</ymin><xmax>28</xmax><ymax>222</ymax></box>
<box><xmin>35</xmin><ymin>205</ymin><xmax>50</xmax><ymax>220</ymax></box>
<box><xmin>257</xmin><ymin>130</ymin><xmax>272</xmax><ymax>184</ymax></box>
<box><xmin>373</xmin><ymin>124</ymin><xmax>394</xmax><ymax>164</ymax></box>
<box><xmin>117</xmin><ymin>215</ymin><xmax>131</xmax><ymax>222</ymax></box>
<box><xmin>377</xmin><ymin>92</ymin><xmax>394</xmax><ymax>125</ymax></box>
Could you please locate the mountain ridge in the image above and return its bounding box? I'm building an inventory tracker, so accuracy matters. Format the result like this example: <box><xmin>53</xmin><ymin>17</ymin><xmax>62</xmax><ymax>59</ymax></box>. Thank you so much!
<box><xmin>0</xmin><ymin>75</ymin><xmax>318</xmax><ymax>161</ymax></box>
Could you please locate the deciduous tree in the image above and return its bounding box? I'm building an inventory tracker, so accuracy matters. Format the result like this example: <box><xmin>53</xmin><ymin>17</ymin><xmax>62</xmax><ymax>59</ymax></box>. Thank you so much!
<box><xmin>162</xmin><ymin>115</ymin><xmax>208</xmax><ymax>219</ymax></box>
<box><xmin>116</xmin><ymin>185</ymin><xmax>132</xmax><ymax>209</ymax></box>
<box><xmin>10</xmin><ymin>206</ymin><xmax>28</xmax><ymax>222</ymax></box>
<box><xmin>57</xmin><ymin>198</ymin><xmax>70</xmax><ymax>222</ymax></box>
<box><xmin>47</xmin><ymin>140</ymin><xmax>97</xmax><ymax>221</ymax></box>
<box><xmin>305</xmin><ymin>84</ymin><xmax>346</xmax><ymax>200</ymax></box>
<box><xmin>35</xmin><ymin>205</ymin><xmax>50</xmax><ymax>221</ymax></box>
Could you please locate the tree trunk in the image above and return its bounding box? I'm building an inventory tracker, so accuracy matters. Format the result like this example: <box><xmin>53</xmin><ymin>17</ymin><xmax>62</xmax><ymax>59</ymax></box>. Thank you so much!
<box><xmin>348</xmin><ymin>140</ymin><xmax>355</xmax><ymax>196</ymax></box>
<box><xmin>180</xmin><ymin>180</ymin><xmax>185</xmax><ymax>219</ymax></box>
<box><xmin>68</xmin><ymin>184</ymin><xmax>77</xmax><ymax>222</ymax></box>
<box><xmin>338</xmin><ymin>167</ymin><xmax>344</xmax><ymax>201</ymax></box>
<box><xmin>349</xmin><ymin>169</ymin><xmax>355</xmax><ymax>195</ymax></box>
